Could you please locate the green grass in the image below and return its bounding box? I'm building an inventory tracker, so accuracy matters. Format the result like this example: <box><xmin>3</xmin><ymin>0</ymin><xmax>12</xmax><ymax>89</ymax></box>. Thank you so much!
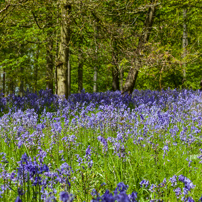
<box><xmin>1</xmin><ymin>111</ymin><xmax>202</xmax><ymax>201</ymax></box>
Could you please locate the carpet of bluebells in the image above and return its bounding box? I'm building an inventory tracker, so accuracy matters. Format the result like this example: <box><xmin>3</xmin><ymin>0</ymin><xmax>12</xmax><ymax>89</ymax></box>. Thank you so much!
<box><xmin>1</xmin><ymin>89</ymin><xmax>202</xmax><ymax>202</ymax></box>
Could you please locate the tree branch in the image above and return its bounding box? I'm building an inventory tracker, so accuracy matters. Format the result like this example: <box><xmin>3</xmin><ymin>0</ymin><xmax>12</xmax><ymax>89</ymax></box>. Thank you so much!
<box><xmin>31</xmin><ymin>11</ymin><xmax>45</xmax><ymax>29</ymax></box>
<box><xmin>0</xmin><ymin>4</ymin><xmax>10</xmax><ymax>14</ymax></box>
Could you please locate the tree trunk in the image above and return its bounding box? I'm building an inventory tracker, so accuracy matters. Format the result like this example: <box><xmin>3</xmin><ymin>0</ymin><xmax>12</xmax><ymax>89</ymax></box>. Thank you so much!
<box><xmin>57</xmin><ymin>0</ymin><xmax>71</xmax><ymax>99</ymax></box>
<box><xmin>55</xmin><ymin>66</ymin><xmax>58</xmax><ymax>95</ymax></box>
<box><xmin>122</xmin><ymin>0</ymin><xmax>156</xmax><ymax>94</ymax></box>
<box><xmin>3</xmin><ymin>68</ymin><xmax>5</xmax><ymax>96</ymax></box>
<box><xmin>9</xmin><ymin>74</ymin><xmax>15</xmax><ymax>95</ymax></box>
<box><xmin>123</xmin><ymin>68</ymin><xmax>139</xmax><ymax>94</ymax></box>
<box><xmin>34</xmin><ymin>47</ymin><xmax>39</xmax><ymax>92</ymax></box>
<box><xmin>93</xmin><ymin>26</ymin><xmax>98</xmax><ymax>93</ymax></box>
<box><xmin>78</xmin><ymin>42</ymin><xmax>83</xmax><ymax>93</ymax></box>
<box><xmin>120</xmin><ymin>67</ymin><xmax>123</xmax><ymax>92</ymax></box>
<box><xmin>46</xmin><ymin>7</ymin><xmax>54</xmax><ymax>93</ymax></box>
<box><xmin>46</xmin><ymin>34</ymin><xmax>54</xmax><ymax>92</ymax></box>
<box><xmin>0</xmin><ymin>69</ymin><xmax>1</xmax><ymax>91</ymax></box>
<box><xmin>112</xmin><ymin>40</ymin><xmax>120</xmax><ymax>91</ymax></box>
<box><xmin>93</xmin><ymin>66</ymin><xmax>97</xmax><ymax>92</ymax></box>
<box><xmin>67</xmin><ymin>52</ymin><xmax>71</xmax><ymax>96</ymax></box>
<box><xmin>46</xmin><ymin>51</ymin><xmax>54</xmax><ymax>92</ymax></box>
<box><xmin>78</xmin><ymin>62</ymin><xmax>83</xmax><ymax>93</ymax></box>
<box><xmin>112</xmin><ymin>66</ymin><xmax>120</xmax><ymax>91</ymax></box>
<box><xmin>20</xmin><ymin>66</ymin><xmax>24</xmax><ymax>97</ymax></box>
<box><xmin>55</xmin><ymin>3</ymin><xmax>59</xmax><ymax>95</ymax></box>
<box><xmin>182</xmin><ymin>8</ymin><xmax>188</xmax><ymax>86</ymax></box>
<box><xmin>34</xmin><ymin>66</ymin><xmax>38</xmax><ymax>93</ymax></box>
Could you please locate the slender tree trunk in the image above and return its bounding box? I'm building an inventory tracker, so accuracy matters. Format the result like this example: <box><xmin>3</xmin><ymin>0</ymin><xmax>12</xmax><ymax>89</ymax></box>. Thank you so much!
<box><xmin>182</xmin><ymin>8</ymin><xmax>188</xmax><ymax>86</ymax></box>
<box><xmin>20</xmin><ymin>66</ymin><xmax>24</xmax><ymax>97</ymax></box>
<box><xmin>46</xmin><ymin>33</ymin><xmax>54</xmax><ymax>92</ymax></box>
<box><xmin>34</xmin><ymin>66</ymin><xmax>38</xmax><ymax>93</ymax></box>
<box><xmin>159</xmin><ymin>67</ymin><xmax>163</xmax><ymax>91</ymax></box>
<box><xmin>57</xmin><ymin>0</ymin><xmax>71</xmax><ymax>99</ymax></box>
<box><xmin>46</xmin><ymin>9</ymin><xmax>54</xmax><ymax>93</ymax></box>
<box><xmin>78</xmin><ymin>62</ymin><xmax>83</xmax><ymax>93</ymax></box>
<box><xmin>9</xmin><ymin>76</ymin><xmax>15</xmax><ymax>95</ymax></box>
<box><xmin>18</xmin><ymin>44</ymin><xmax>24</xmax><ymax>97</ymax></box>
<box><xmin>55</xmin><ymin>69</ymin><xmax>57</xmax><ymax>95</ymax></box>
<box><xmin>55</xmin><ymin>3</ymin><xmax>59</xmax><ymax>95</ymax></box>
<box><xmin>112</xmin><ymin>66</ymin><xmax>120</xmax><ymax>91</ymax></box>
<box><xmin>93</xmin><ymin>66</ymin><xmax>97</xmax><ymax>92</ymax></box>
<box><xmin>112</xmin><ymin>40</ymin><xmax>120</xmax><ymax>91</ymax></box>
<box><xmin>0</xmin><ymin>69</ymin><xmax>1</xmax><ymax>91</ymax></box>
<box><xmin>122</xmin><ymin>0</ymin><xmax>156</xmax><ymax>94</ymax></box>
<box><xmin>93</xmin><ymin>26</ymin><xmax>98</xmax><ymax>92</ymax></box>
<box><xmin>46</xmin><ymin>51</ymin><xmax>54</xmax><ymax>92</ymax></box>
<box><xmin>120</xmin><ymin>67</ymin><xmax>123</xmax><ymax>91</ymax></box>
<box><xmin>67</xmin><ymin>52</ymin><xmax>71</xmax><ymax>96</ymax></box>
<box><xmin>34</xmin><ymin>47</ymin><xmax>39</xmax><ymax>92</ymax></box>
<box><xmin>3</xmin><ymin>68</ymin><xmax>5</xmax><ymax>96</ymax></box>
<box><xmin>78</xmin><ymin>43</ymin><xmax>83</xmax><ymax>93</ymax></box>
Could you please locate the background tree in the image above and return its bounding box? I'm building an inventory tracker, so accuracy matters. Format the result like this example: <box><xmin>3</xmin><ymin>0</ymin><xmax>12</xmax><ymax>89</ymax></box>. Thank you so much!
<box><xmin>1</xmin><ymin>0</ymin><xmax>202</xmax><ymax>96</ymax></box>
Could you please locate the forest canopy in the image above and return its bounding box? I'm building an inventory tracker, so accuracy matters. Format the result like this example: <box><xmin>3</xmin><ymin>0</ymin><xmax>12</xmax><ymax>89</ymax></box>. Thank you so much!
<box><xmin>0</xmin><ymin>0</ymin><xmax>202</xmax><ymax>97</ymax></box>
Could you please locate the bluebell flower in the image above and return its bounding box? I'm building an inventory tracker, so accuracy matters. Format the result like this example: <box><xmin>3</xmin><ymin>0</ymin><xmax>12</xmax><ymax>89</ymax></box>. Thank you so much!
<box><xmin>45</xmin><ymin>195</ymin><xmax>57</xmax><ymax>202</ymax></box>
<box><xmin>116</xmin><ymin>192</ymin><xmax>130</xmax><ymax>202</ymax></box>
<box><xmin>170</xmin><ymin>175</ymin><xmax>177</xmax><ymax>187</ymax></box>
<box><xmin>102</xmin><ymin>190</ymin><xmax>115</xmax><ymax>202</ymax></box>
<box><xmin>76</xmin><ymin>154</ymin><xmax>83</xmax><ymax>166</ymax></box>
<box><xmin>128</xmin><ymin>192</ymin><xmax>138</xmax><ymax>202</ymax></box>
<box><xmin>173</xmin><ymin>187</ymin><xmax>181</xmax><ymax>197</ymax></box>
<box><xmin>17</xmin><ymin>188</ymin><xmax>24</xmax><ymax>196</ymax></box>
<box><xmin>15</xmin><ymin>196</ymin><xmax>22</xmax><ymax>202</ymax></box>
<box><xmin>178</xmin><ymin>175</ymin><xmax>185</xmax><ymax>183</ymax></box>
<box><xmin>59</xmin><ymin>191</ymin><xmax>73</xmax><ymax>202</ymax></box>
<box><xmin>140</xmin><ymin>180</ymin><xmax>149</xmax><ymax>188</ymax></box>
<box><xmin>97</xmin><ymin>136</ymin><xmax>108</xmax><ymax>152</ymax></box>
<box><xmin>101</xmin><ymin>182</ymin><xmax>106</xmax><ymax>186</ymax></box>
<box><xmin>183</xmin><ymin>187</ymin><xmax>189</xmax><ymax>196</ymax></box>
<box><xmin>91</xmin><ymin>188</ymin><xmax>98</xmax><ymax>197</ymax></box>
<box><xmin>115</xmin><ymin>182</ymin><xmax>128</xmax><ymax>194</ymax></box>
<box><xmin>149</xmin><ymin>184</ymin><xmax>156</xmax><ymax>192</ymax></box>
<box><xmin>184</xmin><ymin>178</ymin><xmax>195</xmax><ymax>191</ymax></box>
<box><xmin>184</xmin><ymin>197</ymin><xmax>195</xmax><ymax>202</ymax></box>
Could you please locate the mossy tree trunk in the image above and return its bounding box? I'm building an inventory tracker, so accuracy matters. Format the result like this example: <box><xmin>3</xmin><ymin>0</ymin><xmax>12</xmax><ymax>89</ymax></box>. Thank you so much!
<box><xmin>122</xmin><ymin>0</ymin><xmax>156</xmax><ymax>94</ymax></box>
<box><xmin>57</xmin><ymin>0</ymin><xmax>71</xmax><ymax>99</ymax></box>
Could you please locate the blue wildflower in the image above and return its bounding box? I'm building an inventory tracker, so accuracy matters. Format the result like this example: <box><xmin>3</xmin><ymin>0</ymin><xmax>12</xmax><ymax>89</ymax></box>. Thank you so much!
<box><xmin>15</xmin><ymin>196</ymin><xmax>22</xmax><ymax>202</ymax></box>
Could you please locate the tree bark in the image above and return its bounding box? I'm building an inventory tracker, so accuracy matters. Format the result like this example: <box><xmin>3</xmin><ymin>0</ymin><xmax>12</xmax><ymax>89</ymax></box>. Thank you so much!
<box><xmin>9</xmin><ymin>73</ymin><xmax>15</xmax><ymax>95</ymax></box>
<box><xmin>46</xmin><ymin>6</ymin><xmax>54</xmax><ymax>93</ymax></box>
<box><xmin>120</xmin><ymin>67</ymin><xmax>123</xmax><ymax>92</ymax></box>
<box><xmin>34</xmin><ymin>47</ymin><xmax>39</xmax><ymax>92</ymax></box>
<box><xmin>46</xmin><ymin>27</ymin><xmax>54</xmax><ymax>92</ymax></box>
<box><xmin>112</xmin><ymin>66</ymin><xmax>120</xmax><ymax>91</ymax></box>
<box><xmin>57</xmin><ymin>0</ymin><xmax>71</xmax><ymax>99</ymax></box>
<box><xmin>122</xmin><ymin>0</ymin><xmax>156</xmax><ymax>94</ymax></box>
<box><xmin>55</xmin><ymin>66</ymin><xmax>58</xmax><ymax>95</ymax></box>
<box><xmin>55</xmin><ymin>3</ymin><xmax>59</xmax><ymax>95</ymax></box>
<box><xmin>67</xmin><ymin>52</ymin><xmax>71</xmax><ymax>96</ymax></box>
<box><xmin>93</xmin><ymin>66</ymin><xmax>97</xmax><ymax>92</ymax></box>
<box><xmin>3</xmin><ymin>68</ymin><xmax>5</xmax><ymax>96</ymax></box>
<box><xmin>78</xmin><ymin>62</ymin><xmax>83</xmax><ymax>93</ymax></box>
<box><xmin>93</xmin><ymin>26</ymin><xmax>98</xmax><ymax>93</ymax></box>
<box><xmin>112</xmin><ymin>40</ymin><xmax>120</xmax><ymax>91</ymax></box>
<box><xmin>20</xmin><ymin>66</ymin><xmax>24</xmax><ymax>97</ymax></box>
<box><xmin>46</xmin><ymin>50</ymin><xmax>54</xmax><ymax>92</ymax></box>
<box><xmin>0</xmin><ymin>69</ymin><xmax>1</xmax><ymax>91</ymax></box>
<box><xmin>182</xmin><ymin>8</ymin><xmax>188</xmax><ymax>86</ymax></box>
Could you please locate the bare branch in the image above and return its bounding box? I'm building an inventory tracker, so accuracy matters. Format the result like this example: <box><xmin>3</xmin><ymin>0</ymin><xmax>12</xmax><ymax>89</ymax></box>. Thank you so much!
<box><xmin>0</xmin><ymin>4</ymin><xmax>10</xmax><ymax>14</ymax></box>
<box><xmin>31</xmin><ymin>11</ymin><xmax>45</xmax><ymax>29</ymax></box>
